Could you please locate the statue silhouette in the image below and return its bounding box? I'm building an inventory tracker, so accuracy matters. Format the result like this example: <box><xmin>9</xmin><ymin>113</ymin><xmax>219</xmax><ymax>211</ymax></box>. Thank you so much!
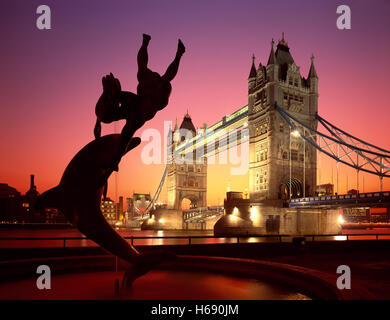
<box><xmin>36</xmin><ymin>34</ymin><xmax>185</xmax><ymax>288</ymax></box>
<box><xmin>94</xmin><ymin>34</ymin><xmax>185</xmax><ymax>173</ymax></box>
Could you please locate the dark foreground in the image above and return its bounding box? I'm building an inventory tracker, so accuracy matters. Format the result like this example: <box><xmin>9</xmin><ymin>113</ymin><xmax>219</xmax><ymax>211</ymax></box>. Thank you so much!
<box><xmin>0</xmin><ymin>239</ymin><xmax>389</xmax><ymax>299</ymax></box>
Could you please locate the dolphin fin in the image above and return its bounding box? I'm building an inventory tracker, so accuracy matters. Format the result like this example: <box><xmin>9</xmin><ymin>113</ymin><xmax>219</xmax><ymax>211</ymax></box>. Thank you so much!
<box><xmin>35</xmin><ymin>186</ymin><xmax>62</xmax><ymax>210</ymax></box>
<box><xmin>124</xmin><ymin>137</ymin><xmax>141</xmax><ymax>155</ymax></box>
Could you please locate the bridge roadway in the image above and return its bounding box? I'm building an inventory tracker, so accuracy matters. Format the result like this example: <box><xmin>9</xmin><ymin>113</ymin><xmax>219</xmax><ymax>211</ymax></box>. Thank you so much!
<box><xmin>174</xmin><ymin>105</ymin><xmax>248</xmax><ymax>158</ymax></box>
<box><xmin>183</xmin><ymin>191</ymin><xmax>390</xmax><ymax>222</ymax></box>
<box><xmin>286</xmin><ymin>191</ymin><xmax>390</xmax><ymax>209</ymax></box>
<box><xmin>183</xmin><ymin>206</ymin><xmax>224</xmax><ymax>223</ymax></box>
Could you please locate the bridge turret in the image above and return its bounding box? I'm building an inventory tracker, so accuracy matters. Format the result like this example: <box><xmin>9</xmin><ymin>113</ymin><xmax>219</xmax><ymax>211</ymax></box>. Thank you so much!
<box><xmin>248</xmin><ymin>33</ymin><xmax>318</xmax><ymax>203</ymax></box>
<box><xmin>248</xmin><ymin>54</ymin><xmax>257</xmax><ymax>93</ymax></box>
<box><xmin>308</xmin><ymin>54</ymin><xmax>318</xmax><ymax>116</ymax></box>
<box><xmin>173</xmin><ymin>117</ymin><xmax>180</xmax><ymax>147</ymax></box>
<box><xmin>167</xmin><ymin>112</ymin><xmax>207</xmax><ymax>211</ymax></box>
<box><xmin>266</xmin><ymin>38</ymin><xmax>279</xmax><ymax>83</ymax></box>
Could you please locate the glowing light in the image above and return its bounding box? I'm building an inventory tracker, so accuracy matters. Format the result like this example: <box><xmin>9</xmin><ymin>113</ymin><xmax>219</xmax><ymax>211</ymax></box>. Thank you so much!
<box><xmin>335</xmin><ymin>235</ymin><xmax>347</xmax><ymax>241</ymax></box>
<box><xmin>159</xmin><ymin>218</ymin><xmax>165</xmax><ymax>223</ymax></box>
<box><xmin>291</xmin><ymin>129</ymin><xmax>300</xmax><ymax>137</ymax></box>
<box><xmin>147</xmin><ymin>214</ymin><xmax>156</xmax><ymax>224</ymax></box>
<box><xmin>250</xmin><ymin>206</ymin><xmax>259</xmax><ymax>222</ymax></box>
<box><xmin>338</xmin><ymin>214</ymin><xmax>344</xmax><ymax>224</ymax></box>
<box><xmin>229</xmin><ymin>214</ymin><xmax>238</xmax><ymax>221</ymax></box>
<box><xmin>232</xmin><ymin>207</ymin><xmax>239</xmax><ymax>216</ymax></box>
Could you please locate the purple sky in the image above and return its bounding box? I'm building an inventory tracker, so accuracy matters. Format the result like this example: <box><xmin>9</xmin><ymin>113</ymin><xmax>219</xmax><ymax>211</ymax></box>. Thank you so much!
<box><xmin>1</xmin><ymin>0</ymin><xmax>389</xmax><ymax>202</ymax></box>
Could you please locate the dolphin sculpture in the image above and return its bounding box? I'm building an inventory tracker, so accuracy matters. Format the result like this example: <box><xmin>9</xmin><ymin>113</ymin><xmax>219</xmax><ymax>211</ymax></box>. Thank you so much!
<box><xmin>36</xmin><ymin>34</ymin><xmax>185</xmax><ymax>287</ymax></box>
<box><xmin>36</xmin><ymin>133</ymin><xmax>176</xmax><ymax>285</ymax></box>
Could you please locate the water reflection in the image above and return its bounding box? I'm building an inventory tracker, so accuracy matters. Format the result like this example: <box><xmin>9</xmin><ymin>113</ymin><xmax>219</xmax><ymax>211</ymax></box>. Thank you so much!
<box><xmin>0</xmin><ymin>227</ymin><xmax>389</xmax><ymax>248</ymax></box>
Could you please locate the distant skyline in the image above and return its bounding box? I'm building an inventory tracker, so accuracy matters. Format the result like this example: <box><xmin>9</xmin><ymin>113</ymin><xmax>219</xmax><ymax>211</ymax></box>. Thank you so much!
<box><xmin>1</xmin><ymin>0</ymin><xmax>390</xmax><ymax>204</ymax></box>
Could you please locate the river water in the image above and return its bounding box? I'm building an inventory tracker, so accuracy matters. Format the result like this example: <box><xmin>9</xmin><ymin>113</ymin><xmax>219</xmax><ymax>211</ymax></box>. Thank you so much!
<box><xmin>0</xmin><ymin>227</ymin><xmax>389</xmax><ymax>248</ymax></box>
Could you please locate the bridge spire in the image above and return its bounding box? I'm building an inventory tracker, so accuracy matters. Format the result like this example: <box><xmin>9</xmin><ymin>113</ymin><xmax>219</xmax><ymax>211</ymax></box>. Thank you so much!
<box><xmin>249</xmin><ymin>53</ymin><xmax>257</xmax><ymax>78</ymax></box>
<box><xmin>174</xmin><ymin>117</ymin><xmax>178</xmax><ymax>131</ymax></box>
<box><xmin>278</xmin><ymin>32</ymin><xmax>289</xmax><ymax>47</ymax></box>
<box><xmin>308</xmin><ymin>53</ymin><xmax>318</xmax><ymax>78</ymax></box>
<box><xmin>267</xmin><ymin>38</ymin><xmax>276</xmax><ymax>65</ymax></box>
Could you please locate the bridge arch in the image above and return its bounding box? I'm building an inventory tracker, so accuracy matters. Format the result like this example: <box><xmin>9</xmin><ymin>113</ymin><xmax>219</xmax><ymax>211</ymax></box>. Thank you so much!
<box><xmin>279</xmin><ymin>178</ymin><xmax>302</xmax><ymax>199</ymax></box>
<box><xmin>180</xmin><ymin>194</ymin><xmax>199</xmax><ymax>210</ymax></box>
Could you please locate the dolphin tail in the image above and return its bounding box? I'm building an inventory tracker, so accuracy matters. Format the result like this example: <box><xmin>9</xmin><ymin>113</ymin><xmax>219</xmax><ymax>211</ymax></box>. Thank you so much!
<box><xmin>35</xmin><ymin>186</ymin><xmax>62</xmax><ymax>211</ymax></box>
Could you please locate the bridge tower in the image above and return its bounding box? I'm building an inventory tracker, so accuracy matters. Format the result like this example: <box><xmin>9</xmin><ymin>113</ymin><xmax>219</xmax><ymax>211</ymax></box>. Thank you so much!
<box><xmin>167</xmin><ymin>112</ymin><xmax>207</xmax><ymax>210</ymax></box>
<box><xmin>248</xmin><ymin>34</ymin><xmax>318</xmax><ymax>202</ymax></box>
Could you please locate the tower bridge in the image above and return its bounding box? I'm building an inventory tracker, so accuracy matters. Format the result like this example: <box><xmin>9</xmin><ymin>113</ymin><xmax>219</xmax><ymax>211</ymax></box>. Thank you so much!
<box><xmin>140</xmin><ymin>34</ymin><xmax>390</xmax><ymax>235</ymax></box>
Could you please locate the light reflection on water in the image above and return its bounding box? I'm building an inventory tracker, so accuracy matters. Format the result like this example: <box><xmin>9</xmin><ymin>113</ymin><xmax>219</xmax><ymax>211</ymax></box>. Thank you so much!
<box><xmin>0</xmin><ymin>227</ymin><xmax>389</xmax><ymax>248</ymax></box>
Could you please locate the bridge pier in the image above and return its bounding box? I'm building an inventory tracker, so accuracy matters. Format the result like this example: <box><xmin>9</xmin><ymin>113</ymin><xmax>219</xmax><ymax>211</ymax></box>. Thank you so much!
<box><xmin>141</xmin><ymin>208</ymin><xmax>183</xmax><ymax>230</ymax></box>
<box><xmin>214</xmin><ymin>196</ymin><xmax>342</xmax><ymax>236</ymax></box>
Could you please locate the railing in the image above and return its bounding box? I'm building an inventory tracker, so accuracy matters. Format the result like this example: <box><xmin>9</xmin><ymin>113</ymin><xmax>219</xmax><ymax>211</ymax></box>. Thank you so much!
<box><xmin>0</xmin><ymin>233</ymin><xmax>389</xmax><ymax>248</ymax></box>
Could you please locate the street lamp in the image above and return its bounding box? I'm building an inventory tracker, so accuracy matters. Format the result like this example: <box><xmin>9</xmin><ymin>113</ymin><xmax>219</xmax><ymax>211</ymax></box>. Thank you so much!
<box><xmin>289</xmin><ymin>128</ymin><xmax>300</xmax><ymax>198</ymax></box>
<box><xmin>291</xmin><ymin>129</ymin><xmax>300</xmax><ymax>137</ymax></box>
<box><xmin>290</xmin><ymin>128</ymin><xmax>305</xmax><ymax>198</ymax></box>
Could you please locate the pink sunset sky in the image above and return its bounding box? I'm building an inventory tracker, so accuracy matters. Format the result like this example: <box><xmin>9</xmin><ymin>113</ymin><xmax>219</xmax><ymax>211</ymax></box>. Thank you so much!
<box><xmin>0</xmin><ymin>0</ymin><xmax>389</xmax><ymax>205</ymax></box>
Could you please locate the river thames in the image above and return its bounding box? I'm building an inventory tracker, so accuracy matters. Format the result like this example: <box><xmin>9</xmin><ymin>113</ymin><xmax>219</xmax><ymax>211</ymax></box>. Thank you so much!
<box><xmin>0</xmin><ymin>227</ymin><xmax>389</xmax><ymax>248</ymax></box>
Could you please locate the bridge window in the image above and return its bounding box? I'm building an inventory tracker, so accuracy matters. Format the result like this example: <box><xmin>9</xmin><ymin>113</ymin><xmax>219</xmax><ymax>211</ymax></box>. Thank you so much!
<box><xmin>195</xmin><ymin>182</ymin><xmax>199</xmax><ymax>187</ymax></box>
<box><xmin>188</xmin><ymin>165</ymin><xmax>194</xmax><ymax>172</ymax></box>
<box><xmin>260</xmin><ymin>152</ymin><xmax>264</xmax><ymax>161</ymax></box>
<box><xmin>283</xmin><ymin>151</ymin><xmax>288</xmax><ymax>160</ymax></box>
<box><xmin>299</xmin><ymin>154</ymin><xmax>304</xmax><ymax>162</ymax></box>
<box><xmin>181</xmin><ymin>166</ymin><xmax>184</xmax><ymax>171</ymax></box>
<box><xmin>289</xmin><ymin>78</ymin><xmax>293</xmax><ymax>86</ymax></box>
<box><xmin>197</xmin><ymin>167</ymin><xmax>201</xmax><ymax>173</ymax></box>
<box><xmin>255</xmin><ymin>173</ymin><xmax>260</xmax><ymax>191</ymax></box>
<box><xmin>256</xmin><ymin>152</ymin><xmax>260</xmax><ymax>162</ymax></box>
<box><xmin>280</xmin><ymin>123</ymin><xmax>284</xmax><ymax>132</ymax></box>
<box><xmin>291</xmin><ymin>150</ymin><xmax>298</xmax><ymax>161</ymax></box>
<box><xmin>294</xmin><ymin>79</ymin><xmax>298</xmax><ymax>87</ymax></box>
<box><xmin>188</xmin><ymin>180</ymin><xmax>194</xmax><ymax>187</ymax></box>
<box><xmin>264</xmin><ymin>150</ymin><xmax>268</xmax><ymax>160</ymax></box>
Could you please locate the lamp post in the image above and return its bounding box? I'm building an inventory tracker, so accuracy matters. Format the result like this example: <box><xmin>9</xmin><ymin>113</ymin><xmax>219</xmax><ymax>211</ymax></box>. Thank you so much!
<box><xmin>303</xmin><ymin>128</ymin><xmax>305</xmax><ymax>198</ymax></box>
<box><xmin>336</xmin><ymin>144</ymin><xmax>339</xmax><ymax>195</ymax></box>
<box><xmin>290</xmin><ymin>128</ymin><xmax>300</xmax><ymax>198</ymax></box>
<box><xmin>289</xmin><ymin>126</ymin><xmax>292</xmax><ymax>199</ymax></box>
